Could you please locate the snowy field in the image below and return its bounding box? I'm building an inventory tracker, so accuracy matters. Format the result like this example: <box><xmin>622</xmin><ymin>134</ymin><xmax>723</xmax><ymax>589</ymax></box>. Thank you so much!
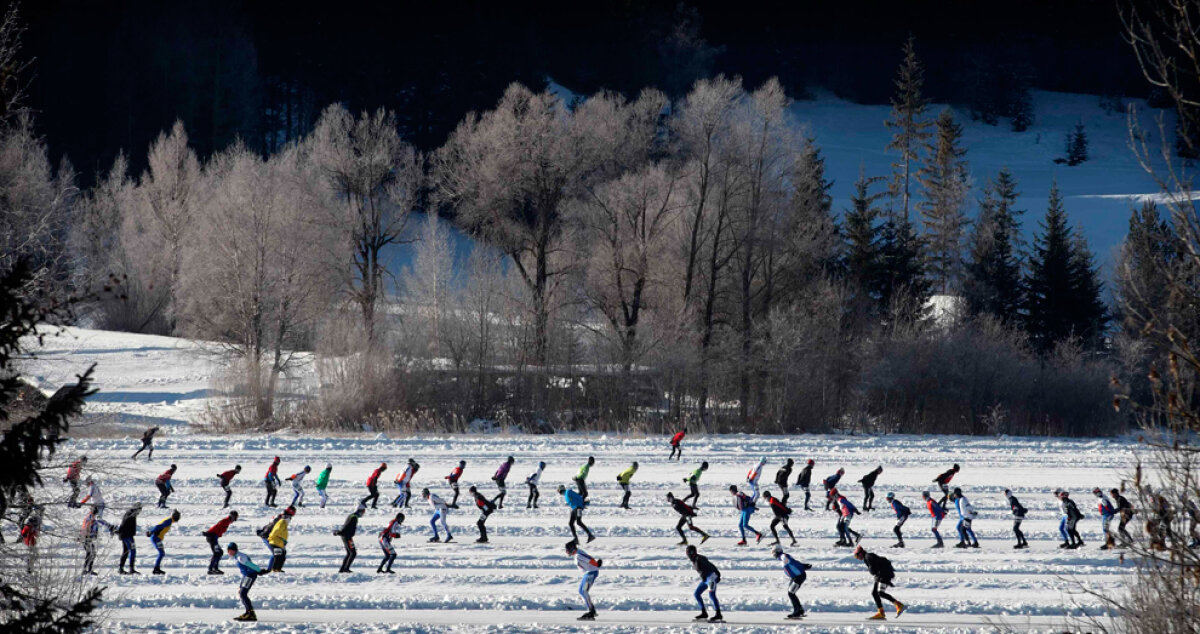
<box><xmin>15</xmin><ymin>328</ymin><xmax>1138</xmax><ymax>632</ymax></box>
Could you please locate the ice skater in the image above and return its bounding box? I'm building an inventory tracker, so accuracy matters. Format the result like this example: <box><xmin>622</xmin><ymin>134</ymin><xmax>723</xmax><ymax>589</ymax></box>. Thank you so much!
<box><xmin>1094</xmin><ymin>487</ymin><xmax>1117</xmax><ymax>549</ymax></box>
<box><xmin>256</xmin><ymin>506</ymin><xmax>292</xmax><ymax>556</ymax></box>
<box><xmin>423</xmin><ymin>488</ymin><xmax>454</xmax><ymax>543</ymax></box>
<box><xmin>362</xmin><ymin>462</ymin><xmax>387</xmax><ymax>509</ymax></box>
<box><xmin>492</xmin><ymin>456</ymin><xmax>514</xmax><ymax>509</ymax></box>
<box><xmin>334</xmin><ymin>504</ymin><xmax>365</xmax><ymax>572</ymax></box>
<box><xmin>773</xmin><ymin>544</ymin><xmax>812</xmax><ymax>619</ymax></box>
<box><xmin>117</xmin><ymin>502</ymin><xmax>142</xmax><ymax>574</ymax></box>
<box><xmin>933</xmin><ymin>464</ymin><xmax>960</xmax><ymax>506</ymax></box>
<box><xmin>287</xmin><ymin>465</ymin><xmax>311</xmax><ymax>507</ymax></box>
<box><xmin>616</xmin><ymin>462</ymin><xmax>638</xmax><ymax>509</ymax></box>
<box><xmin>263</xmin><ymin>456</ymin><xmax>282</xmax><ymax>507</ymax></box>
<box><xmin>226</xmin><ymin>543</ymin><xmax>263</xmax><ymax>622</ymax></box>
<box><xmin>525</xmin><ymin>461</ymin><xmax>546</xmax><ymax>509</ymax></box>
<box><xmin>885</xmin><ymin>492</ymin><xmax>910</xmax><ymax>547</ymax></box>
<box><xmin>835</xmin><ymin>489</ymin><xmax>861</xmax><ymax>546</ymax></box>
<box><xmin>764</xmin><ymin>490</ymin><xmax>797</xmax><ymax>546</ymax></box>
<box><xmin>79</xmin><ymin>476</ymin><xmax>112</xmax><ymax>531</ymax></box>
<box><xmin>377</xmin><ymin>511</ymin><xmax>405</xmax><ymax>573</ymax></box>
<box><xmin>950</xmin><ymin>488</ymin><xmax>979</xmax><ymax>548</ymax></box>
<box><xmin>267</xmin><ymin>506</ymin><xmax>293</xmax><ymax>571</ymax></box>
<box><xmin>218</xmin><ymin>465</ymin><xmax>241</xmax><ymax>508</ymax></box>
<box><xmin>682</xmin><ymin>462</ymin><xmax>707</xmax><ymax>507</ymax></box>
<box><xmin>774</xmin><ymin>459</ymin><xmax>793</xmax><ymax>504</ymax></box>
<box><xmin>858</xmin><ymin>466</ymin><xmax>883</xmax><ymax>512</ymax></box>
<box><xmin>921</xmin><ymin>491</ymin><xmax>945</xmax><ymax>548</ymax></box>
<box><xmin>1005</xmin><ymin>489</ymin><xmax>1028</xmax><ymax>549</ymax></box>
<box><xmin>146</xmin><ymin>509</ymin><xmax>181</xmax><ymax>574</ymax></box>
<box><xmin>565</xmin><ymin>539</ymin><xmax>602</xmax><ymax>620</ymax></box>
<box><xmin>669</xmin><ymin>426</ymin><xmax>686</xmax><ymax>461</ymax></box>
<box><xmin>559</xmin><ymin>484</ymin><xmax>594</xmax><ymax>543</ymax></box>
<box><xmin>855</xmin><ymin>545</ymin><xmax>904</xmax><ymax>621</ymax></box>
<box><xmin>730</xmin><ymin>484</ymin><xmax>763</xmax><ymax>546</ymax></box>
<box><xmin>822</xmin><ymin>468</ymin><xmax>844</xmax><ymax>512</ymax></box>
<box><xmin>574</xmin><ymin>456</ymin><xmax>595</xmax><ymax>502</ymax></box>
<box><xmin>64</xmin><ymin>455</ymin><xmax>86</xmax><ymax>508</ymax></box>
<box><xmin>468</xmin><ymin>485</ymin><xmax>496</xmax><ymax>543</ymax></box>
<box><xmin>315</xmin><ymin>462</ymin><xmax>332</xmax><ymax>508</ymax></box>
<box><xmin>131</xmin><ymin>426</ymin><xmax>159</xmax><ymax>460</ymax></box>
<box><xmin>203</xmin><ymin>511</ymin><xmax>239</xmax><ymax>574</ymax></box>
<box><xmin>746</xmin><ymin>457</ymin><xmax>767</xmax><ymax>499</ymax></box>
<box><xmin>392</xmin><ymin>459</ymin><xmax>419</xmax><ymax>508</ymax></box>
<box><xmin>154</xmin><ymin>464</ymin><xmax>176</xmax><ymax>508</ymax></box>
<box><xmin>445</xmin><ymin>460</ymin><xmax>465</xmax><ymax>508</ymax></box>
<box><xmin>81</xmin><ymin>504</ymin><xmax>101</xmax><ymax>575</ymax></box>
<box><xmin>796</xmin><ymin>458</ymin><xmax>814</xmax><ymax>511</ymax></box>
<box><xmin>685</xmin><ymin>545</ymin><xmax>723</xmax><ymax>622</ymax></box>
<box><xmin>667</xmin><ymin>492</ymin><xmax>710</xmax><ymax>545</ymax></box>
<box><xmin>1112</xmin><ymin>488</ymin><xmax>1134</xmax><ymax>545</ymax></box>
<box><xmin>1056</xmin><ymin>489</ymin><xmax>1084</xmax><ymax>549</ymax></box>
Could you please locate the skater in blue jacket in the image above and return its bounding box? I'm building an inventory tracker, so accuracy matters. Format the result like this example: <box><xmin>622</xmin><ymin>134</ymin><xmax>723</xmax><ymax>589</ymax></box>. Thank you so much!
<box><xmin>885</xmin><ymin>492</ymin><xmax>911</xmax><ymax>548</ymax></box>
<box><xmin>772</xmin><ymin>544</ymin><xmax>813</xmax><ymax>619</ymax></box>
<box><xmin>559</xmin><ymin>484</ymin><xmax>595</xmax><ymax>543</ymax></box>
<box><xmin>226</xmin><ymin>542</ymin><xmax>263</xmax><ymax>622</ymax></box>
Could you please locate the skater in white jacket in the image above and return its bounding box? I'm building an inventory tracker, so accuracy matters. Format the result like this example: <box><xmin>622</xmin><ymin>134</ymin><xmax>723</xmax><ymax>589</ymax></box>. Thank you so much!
<box><xmin>422</xmin><ymin>488</ymin><xmax>453</xmax><ymax>543</ymax></box>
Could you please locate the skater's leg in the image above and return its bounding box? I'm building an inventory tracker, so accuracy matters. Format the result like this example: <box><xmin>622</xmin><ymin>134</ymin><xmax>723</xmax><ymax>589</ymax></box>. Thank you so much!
<box><xmin>579</xmin><ymin>570</ymin><xmax>597</xmax><ymax>612</ymax></box>
<box><xmin>153</xmin><ymin>537</ymin><xmax>165</xmax><ymax>570</ymax></box>
<box><xmin>707</xmin><ymin>576</ymin><xmax>721</xmax><ymax>613</ymax></box>
<box><xmin>207</xmin><ymin>534</ymin><xmax>222</xmax><ymax>571</ymax></box>
<box><xmin>239</xmin><ymin>575</ymin><xmax>256</xmax><ymax>613</ymax></box>
<box><xmin>770</xmin><ymin>518</ymin><xmax>781</xmax><ymax>542</ymax></box>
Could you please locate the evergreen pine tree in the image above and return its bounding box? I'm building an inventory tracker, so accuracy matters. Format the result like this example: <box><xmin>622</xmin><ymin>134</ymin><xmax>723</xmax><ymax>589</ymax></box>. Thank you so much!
<box><xmin>1009</xmin><ymin>86</ymin><xmax>1034</xmax><ymax>132</ymax></box>
<box><xmin>917</xmin><ymin>109</ymin><xmax>970</xmax><ymax>292</ymax></box>
<box><xmin>885</xmin><ymin>35</ymin><xmax>933</xmax><ymax>220</ymax></box>
<box><xmin>1064</xmin><ymin>122</ymin><xmax>1089</xmax><ymax>166</ymax></box>
<box><xmin>963</xmin><ymin>169</ymin><xmax>1024</xmax><ymax>322</ymax></box>
<box><xmin>1025</xmin><ymin>181</ymin><xmax>1105</xmax><ymax>352</ymax></box>
<box><xmin>879</xmin><ymin>212</ymin><xmax>931</xmax><ymax>326</ymax></box>
<box><xmin>843</xmin><ymin>167</ymin><xmax>888</xmax><ymax>329</ymax></box>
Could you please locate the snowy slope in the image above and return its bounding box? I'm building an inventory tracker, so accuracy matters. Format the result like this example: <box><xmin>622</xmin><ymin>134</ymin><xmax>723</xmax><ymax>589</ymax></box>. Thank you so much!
<box><xmin>16</xmin><ymin>328</ymin><xmax>1137</xmax><ymax>632</ymax></box>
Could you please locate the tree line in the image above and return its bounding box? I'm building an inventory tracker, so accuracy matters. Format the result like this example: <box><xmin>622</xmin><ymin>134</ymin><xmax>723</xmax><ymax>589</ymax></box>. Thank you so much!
<box><xmin>5</xmin><ymin>37</ymin><xmax>1134</xmax><ymax>436</ymax></box>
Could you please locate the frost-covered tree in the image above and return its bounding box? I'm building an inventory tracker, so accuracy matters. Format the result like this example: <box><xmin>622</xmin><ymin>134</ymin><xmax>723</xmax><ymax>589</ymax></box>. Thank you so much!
<box><xmin>917</xmin><ymin>109</ymin><xmax>970</xmax><ymax>292</ymax></box>
<box><xmin>310</xmin><ymin>104</ymin><xmax>421</xmax><ymax>343</ymax></box>
<box><xmin>0</xmin><ymin>117</ymin><xmax>77</xmax><ymax>287</ymax></box>
<box><xmin>885</xmin><ymin>35</ymin><xmax>932</xmax><ymax>220</ymax></box>
<box><xmin>404</xmin><ymin>212</ymin><xmax>458</xmax><ymax>360</ymax></box>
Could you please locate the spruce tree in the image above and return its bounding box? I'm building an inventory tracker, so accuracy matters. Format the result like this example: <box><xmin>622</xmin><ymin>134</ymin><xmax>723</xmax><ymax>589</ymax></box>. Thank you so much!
<box><xmin>843</xmin><ymin>167</ymin><xmax>888</xmax><ymax>329</ymax></box>
<box><xmin>878</xmin><ymin>212</ymin><xmax>931</xmax><ymax>326</ymax></box>
<box><xmin>1064</xmin><ymin>122</ymin><xmax>1089</xmax><ymax>166</ymax></box>
<box><xmin>963</xmin><ymin>169</ymin><xmax>1024</xmax><ymax>322</ymax></box>
<box><xmin>917</xmin><ymin>109</ymin><xmax>969</xmax><ymax>293</ymax></box>
<box><xmin>1025</xmin><ymin>181</ymin><xmax>1106</xmax><ymax>352</ymax></box>
<box><xmin>885</xmin><ymin>35</ymin><xmax>933</xmax><ymax>220</ymax></box>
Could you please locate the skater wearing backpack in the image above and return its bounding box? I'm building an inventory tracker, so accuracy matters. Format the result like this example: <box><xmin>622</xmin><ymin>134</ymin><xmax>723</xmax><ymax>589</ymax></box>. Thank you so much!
<box><xmin>746</xmin><ymin>457</ymin><xmax>767</xmax><ymax>499</ymax></box>
<box><xmin>468</xmin><ymin>485</ymin><xmax>496</xmax><ymax>543</ymax></box>
<box><xmin>921</xmin><ymin>491</ymin><xmax>946</xmax><ymax>548</ymax></box>
<box><xmin>666</xmin><ymin>492</ymin><xmax>710</xmax><ymax>545</ymax></box>
<box><xmin>616</xmin><ymin>462</ymin><xmax>638</xmax><ymax>509</ymax></box>
<box><xmin>855</xmin><ymin>545</ymin><xmax>905</xmax><ymax>621</ymax></box>
<box><xmin>1094</xmin><ymin>487</ymin><xmax>1117</xmax><ymax>549</ymax></box>
<box><xmin>218</xmin><ymin>465</ymin><xmax>241</xmax><ymax>508</ymax></box>
<box><xmin>858</xmin><ymin>466</ymin><xmax>883</xmax><ymax>512</ymax></box>
<box><xmin>558</xmin><ymin>484</ymin><xmax>595</xmax><ymax>543</ymax></box>
<box><xmin>263</xmin><ymin>457</ymin><xmax>282</xmax><ymax>507</ymax></box>
<box><xmin>314</xmin><ymin>463</ymin><xmax>332</xmax><ymax>509</ymax></box>
<box><xmin>682</xmin><ymin>462</ymin><xmax>707</xmax><ymax>507</ymax></box>
<box><xmin>155</xmin><ymin>464</ymin><xmax>177</xmax><ymax>508</ymax></box>
<box><xmin>565</xmin><ymin>539</ymin><xmax>602</xmax><ymax>620</ymax></box>
<box><xmin>423</xmin><ymin>488</ymin><xmax>454</xmax><ymax>543</ymax></box>
<box><xmin>362</xmin><ymin>463</ymin><xmax>387</xmax><ymax>509</ymax></box>
<box><xmin>773</xmin><ymin>544</ymin><xmax>813</xmax><ymax>619</ymax></box>
<box><xmin>378</xmin><ymin>511</ymin><xmax>405</xmax><ymax>573</ymax></box>
<box><xmin>287</xmin><ymin>465</ymin><xmax>311</xmax><ymax>508</ymax></box>
<box><xmin>445</xmin><ymin>460</ymin><xmax>465</xmax><ymax>508</ymax></box>
<box><xmin>774</xmin><ymin>459</ymin><xmax>793</xmax><ymax>505</ymax></box>
<box><xmin>392</xmin><ymin>459</ymin><xmax>419</xmax><ymax>508</ymax></box>
<box><xmin>146</xmin><ymin>509</ymin><xmax>181</xmax><ymax>575</ymax></box>
<box><xmin>795</xmin><ymin>459</ymin><xmax>814</xmax><ymax>511</ymax></box>
<box><xmin>492</xmin><ymin>457</ymin><xmax>515</xmax><ymax>509</ymax></box>
<box><xmin>822</xmin><ymin>468</ymin><xmax>845</xmax><ymax>512</ymax></box>
<box><xmin>525</xmin><ymin>461</ymin><xmax>546</xmax><ymax>509</ymax></box>
<box><xmin>764</xmin><ymin>491</ymin><xmax>797</xmax><ymax>546</ymax></box>
<box><xmin>885</xmin><ymin>492</ymin><xmax>911</xmax><ymax>548</ymax></box>
<box><xmin>730</xmin><ymin>485</ymin><xmax>763</xmax><ymax>546</ymax></box>
<box><xmin>1004</xmin><ymin>489</ymin><xmax>1028</xmax><ymax>549</ymax></box>
<box><xmin>226</xmin><ymin>543</ymin><xmax>263</xmax><ymax>622</ymax></box>
<box><xmin>203</xmin><ymin>511</ymin><xmax>239</xmax><ymax>574</ymax></box>
<box><xmin>669</xmin><ymin>427</ymin><xmax>686</xmax><ymax>461</ymax></box>
<box><xmin>933</xmin><ymin>464</ymin><xmax>960</xmax><ymax>506</ymax></box>
<box><xmin>685</xmin><ymin>545</ymin><xmax>723</xmax><ymax>623</ymax></box>
<box><xmin>950</xmin><ymin>488</ymin><xmax>979</xmax><ymax>548</ymax></box>
<box><xmin>334</xmin><ymin>505</ymin><xmax>365</xmax><ymax>572</ymax></box>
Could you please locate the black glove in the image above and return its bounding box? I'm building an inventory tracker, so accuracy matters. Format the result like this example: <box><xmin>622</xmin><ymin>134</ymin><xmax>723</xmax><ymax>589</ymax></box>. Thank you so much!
<box><xmin>596</xmin><ymin>558</ymin><xmax>603</xmax><ymax>567</ymax></box>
